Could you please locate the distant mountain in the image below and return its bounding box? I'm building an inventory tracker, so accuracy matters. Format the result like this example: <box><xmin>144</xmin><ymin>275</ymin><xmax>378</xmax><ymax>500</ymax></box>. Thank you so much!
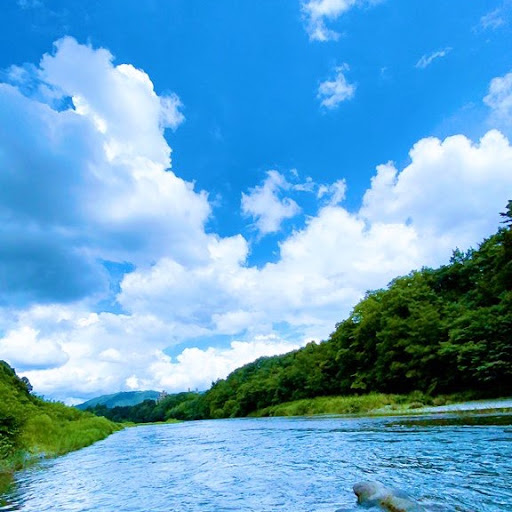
<box><xmin>76</xmin><ymin>390</ymin><xmax>161</xmax><ymax>410</ymax></box>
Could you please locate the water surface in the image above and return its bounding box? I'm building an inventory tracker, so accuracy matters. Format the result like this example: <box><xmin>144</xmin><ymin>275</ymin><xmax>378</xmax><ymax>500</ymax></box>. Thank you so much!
<box><xmin>1</xmin><ymin>413</ymin><xmax>511</xmax><ymax>511</ymax></box>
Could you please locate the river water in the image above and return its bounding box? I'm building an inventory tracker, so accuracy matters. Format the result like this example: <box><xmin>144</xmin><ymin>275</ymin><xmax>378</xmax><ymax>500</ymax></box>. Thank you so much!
<box><xmin>1</xmin><ymin>413</ymin><xmax>511</xmax><ymax>512</ymax></box>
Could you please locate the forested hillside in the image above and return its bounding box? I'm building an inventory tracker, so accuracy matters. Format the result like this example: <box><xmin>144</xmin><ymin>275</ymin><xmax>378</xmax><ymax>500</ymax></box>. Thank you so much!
<box><xmin>0</xmin><ymin>362</ymin><xmax>120</xmax><ymax>474</ymax></box>
<box><xmin>90</xmin><ymin>203</ymin><xmax>512</xmax><ymax>423</ymax></box>
<box><xmin>76</xmin><ymin>391</ymin><xmax>160</xmax><ymax>410</ymax></box>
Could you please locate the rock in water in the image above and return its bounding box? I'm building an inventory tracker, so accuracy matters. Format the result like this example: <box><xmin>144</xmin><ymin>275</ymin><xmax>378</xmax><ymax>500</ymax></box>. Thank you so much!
<box><xmin>353</xmin><ymin>481</ymin><xmax>425</xmax><ymax>511</ymax></box>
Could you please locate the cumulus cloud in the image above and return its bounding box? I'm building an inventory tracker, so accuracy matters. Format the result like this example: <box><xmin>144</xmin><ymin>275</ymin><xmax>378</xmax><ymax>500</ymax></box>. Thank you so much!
<box><xmin>241</xmin><ymin>170</ymin><xmax>301</xmax><ymax>236</ymax></box>
<box><xmin>0</xmin><ymin>37</ymin><xmax>207</xmax><ymax>304</ymax></box>
<box><xmin>415</xmin><ymin>47</ymin><xmax>451</xmax><ymax>69</ymax></box>
<box><xmin>301</xmin><ymin>0</ymin><xmax>381</xmax><ymax>41</ymax></box>
<box><xmin>0</xmin><ymin>326</ymin><xmax>68</xmax><ymax>370</ymax></box>
<box><xmin>117</xmin><ymin>131</ymin><xmax>512</xmax><ymax>348</ymax></box>
<box><xmin>360</xmin><ymin>130</ymin><xmax>512</xmax><ymax>243</ymax></box>
<box><xmin>9</xmin><ymin>302</ymin><xmax>300</xmax><ymax>402</ymax></box>
<box><xmin>148</xmin><ymin>337</ymin><xmax>302</xmax><ymax>392</ymax></box>
<box><xmin>484</xmin><ymin>70</ymin><xmax>512</xmax><ymax>126</ymax></box>
<box><xmin>317</xmin><ymin>65</ymin><xmax>356</xmax><ymax>109</ymax></box>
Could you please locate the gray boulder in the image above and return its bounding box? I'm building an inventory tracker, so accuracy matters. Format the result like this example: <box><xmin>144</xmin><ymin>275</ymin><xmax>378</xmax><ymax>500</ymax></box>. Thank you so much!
<box><xmin>353</xmin><ymin>481</ymin><xmax>425</xmax><ymax>511</ymax></box>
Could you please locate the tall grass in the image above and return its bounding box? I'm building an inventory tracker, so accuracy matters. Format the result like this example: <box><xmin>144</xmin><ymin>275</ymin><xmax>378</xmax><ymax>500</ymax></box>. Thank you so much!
<box><xmin>253</xmin><ymin>391</ymin><xmax>480</xmax><ymax>417</ymax></box>
<box><xmin>21</xmin><ymin>412</ymin><xmax>121</xmax><ymax>456</ymax></box>
<box><xmin>0</xmin><ymin>361</ymin><xmax>122</xmax><ymax>475</ymax></box>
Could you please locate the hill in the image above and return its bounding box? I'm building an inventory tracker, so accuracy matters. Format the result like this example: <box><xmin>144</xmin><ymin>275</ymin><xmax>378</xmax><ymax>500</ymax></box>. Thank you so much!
<box><xmin>76</xmin><ymin>390</ymin><xmax>160</xmax><ymax>410</ymax></box>
<box><xmin>200</xmin><ymin>214</ymin><xmax>512</xmax><ymax>418</ymax></box>
<box><xmin>89</xmin><ymin>202</ymin><xmax>512</xmax><ymax>423</ymax></box>
<box><xmin>0</xmin><ymin>361</ymin><xmax>121</xmax><ymax>475</ymax></box>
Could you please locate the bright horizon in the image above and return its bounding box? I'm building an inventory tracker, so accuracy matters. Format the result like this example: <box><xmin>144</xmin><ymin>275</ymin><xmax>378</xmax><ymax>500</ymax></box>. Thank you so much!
<box><xmin>0</xmin><ymin>0</ymin><xmax>511</xmax><ymax>403</ymax></box>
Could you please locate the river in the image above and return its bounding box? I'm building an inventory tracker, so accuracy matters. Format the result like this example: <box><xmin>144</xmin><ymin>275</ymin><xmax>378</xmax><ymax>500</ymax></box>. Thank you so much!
<box><xmin>1</xmin><ymin>413</ymin><xmax>511</xmax><ymax>511</ymax></box>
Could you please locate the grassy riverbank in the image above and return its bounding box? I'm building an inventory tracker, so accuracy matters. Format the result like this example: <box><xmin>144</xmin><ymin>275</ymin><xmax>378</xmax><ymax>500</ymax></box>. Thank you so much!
<box><xmin>0</xmin><ymin>361</ymin><xmax>122</xmax><ymax>476</ymax></box>
<box><xmin>252</xmin><ymin>391</ymin><xmax>488</xmax><ymax>417</ymax></box>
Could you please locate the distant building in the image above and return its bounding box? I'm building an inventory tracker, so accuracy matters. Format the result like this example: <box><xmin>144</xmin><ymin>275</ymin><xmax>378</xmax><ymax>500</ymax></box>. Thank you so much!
<box><xmin>156</xmin><ymin>390</ymin><xmax>168</xmax><ymax>403</ymax></box>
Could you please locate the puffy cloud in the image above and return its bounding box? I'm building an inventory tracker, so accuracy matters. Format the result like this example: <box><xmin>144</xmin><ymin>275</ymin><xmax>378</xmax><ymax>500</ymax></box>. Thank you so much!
<box><xmin>484</xmin><ymin>70</ymin><xmax>512</xmax><ymax>125</ymax></box>
<box><xmin>317</xmin><ymin>179</ymin><xmax>346</xmax><ymax>205</ymax></box>
<box><xmin>148</xmin><ymin>337</ymin><xmax>302</xmax><ymax>392</ymax></box>
<box><xmin>0</xmin><ymin>326</ymin><xmax>68</xmax><ymax>370</ymax></box>
<box><xmin>360</xmin><ymin>130</ymin><xmax>512</xmax><ymax>248</ymax></box>
<box><xmin>241</xmin><ymin>170</ymin><xmax>301</xmax><ymax>236</ymax></box>
<box><xmin>415</xmin><ymin>48</ymin><xmax>452</xmax><ymax>69</ymax></box>
<box><xmin>120</xmin><ymin>130</ymin><xmax>512</xmax><ymax>339</ymax></box>
<box><xmin>116</xmin><ymin>131</ymin><xmax>512</xmax><ymax>349</ymax></box>
<box><xmin>3</xmin><ymin>303</ymin><xmax>207</xmax><ymax>402</ymax></box>
<box><xmin>0</xmin><ymin>37</ymin><xmax>208</xmax><ymax>304</ymax></box>
<box><xmin>160</xmin><ymin>93</ymin><xmax>185</xmax><ymax>130</ymax></box>
<box><xmin>301</xmin><ymin>0</ymin><xmax>381</xmax><ymax>41</ymax></box>
<box><xmin>118</xmin><ymin>235</ymin><xmax>250</xmax><ymax>323</ymax></box>
<box><xmin>317</xmin><ymin>65</ymin><xmax>356</xmax><ymax>109</ymax></box>
<box><xmin>6</xmin><ymin>303</ymin><xmax>300</xmax><ymax>402</ymax></box>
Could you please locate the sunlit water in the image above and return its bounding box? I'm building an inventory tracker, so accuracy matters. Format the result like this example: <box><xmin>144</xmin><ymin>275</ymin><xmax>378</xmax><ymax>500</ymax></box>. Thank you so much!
<box><xmin>1</xmin><ymin>413</ymin><xmax>512</xmax><ymax>511</ymax></box>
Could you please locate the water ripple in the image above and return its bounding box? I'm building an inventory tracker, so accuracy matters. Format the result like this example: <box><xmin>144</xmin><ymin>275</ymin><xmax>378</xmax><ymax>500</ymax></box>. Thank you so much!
<box><xmin>1</xmin><ymin>414</ymin><xmax>511</xmax><ymax>512</ymax></box>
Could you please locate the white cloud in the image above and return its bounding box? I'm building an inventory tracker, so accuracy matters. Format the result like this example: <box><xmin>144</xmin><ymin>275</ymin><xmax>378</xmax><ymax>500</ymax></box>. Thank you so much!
<box><xmin>480</xmin><ymin>8</ymin><xmax>505</xmax><ymax>30</ymax></box>
<box><xmin>317</xmin><ymin>179</ymin><xmax>346</xmax><ymax>205</ymax></box>
<box><xmin>415</xmin><ymin>47</ymin><xmax>451</xmax><ymax>69</ymax></box>
<box><xmin>0</xmin><ymin>326</ymin><xmax>68</xmax><ymax>370</ymax></box>
<box><xmin>301</xmin><ymin>0</ymin><xmax>381</xmax><ymax>41</ymax></box>
<box><xmin>117</xmin><ymin>131</ymin><xmax>512</xmax><ymax>350</ymax></box>
<box><xmin>317</xmin><ymin>65</ymin><xmax>356</xmax><ymax>109</ymax></box>
<box><xmin>484</xmin><ymin>70</ymin><xmax>512</xmax><ymax>126</ymax></box>
<box><xmin>8</xmin><ymin>302</ymin><xmax>301</xmax><ymax>402</ymax></box>
<box><xmin>360</xmin><ymin>130</ymin><xmax>512</xmax><ymax>244</ymax></box>
<box><xmin>160</xmin><ymin>93</ymin><xmax>185</xmax><ymax>130</ymax></box>
<box><xmin>0</xmin><ymin>37</ymin><xmax>208</xmax><ymax>303</ymax></box>
<box><xmin>241</xmin><ymin>170</ymin><xmax>301</xmax><ymax>236</ymax></box>
<box><xmin>149</xmin><ymin>337</ymin><xmax>302</xmax><ymax>392</ymax></box>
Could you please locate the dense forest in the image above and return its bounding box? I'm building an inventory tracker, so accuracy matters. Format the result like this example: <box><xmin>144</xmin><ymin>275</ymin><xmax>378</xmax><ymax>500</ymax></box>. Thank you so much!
<box><xmin>87</xmin><ymin>203</ymin><xmax>512</xmax><ymax>423</ymax></box>
<box><xmin>0</xmin><ymin>361</ymin><xmax>119</xmax><ymax>474</ymax></box>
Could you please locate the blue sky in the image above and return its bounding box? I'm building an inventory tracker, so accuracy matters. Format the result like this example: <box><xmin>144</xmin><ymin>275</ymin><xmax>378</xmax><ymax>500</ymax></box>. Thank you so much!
<box><xmin>1</xmin><ymin>0</ymin><xmax>512</xmax><ymax>402</ymax></box>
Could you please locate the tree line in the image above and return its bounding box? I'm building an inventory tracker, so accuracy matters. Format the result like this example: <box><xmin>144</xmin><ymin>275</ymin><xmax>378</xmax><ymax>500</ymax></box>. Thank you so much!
<box><xmin>87</xmin><ymin>202</ymin><xmax>512</xmax><ymax>422</ymax></box>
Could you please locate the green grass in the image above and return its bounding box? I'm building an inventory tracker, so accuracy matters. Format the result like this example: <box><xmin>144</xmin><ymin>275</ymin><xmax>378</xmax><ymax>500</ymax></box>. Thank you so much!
<box><xmin>0</xmin><ymin>361</ymin><xmax>122</xmax><ymax>476</ymax></box>
<box><xmin>252</xmin><ymin>391</ymin><xmax>483</xmax><ymax>418</ymax></box>
<box><xmin>130</xmin><ymin>418</ymin><xmax>183</xmax><ymax>426</ymax></box>
<box><xmin>20</xmin><ymin>409</ymin><xmax>121</xmax><ymax>457</ymax></box>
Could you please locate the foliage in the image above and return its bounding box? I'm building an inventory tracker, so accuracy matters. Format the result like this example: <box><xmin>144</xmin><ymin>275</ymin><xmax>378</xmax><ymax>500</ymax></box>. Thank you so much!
<box><xmin>87</xmin><ymin>392</ymin><xmax>206</xmax><ymax>423</ymax></box>
<box><xmin>252</xmin><ymin>391</ymin><xmax>476</xmax><ymax>417</ymax></box>
<box><xmin>0</xmin><ymin>362</ymin><xmax>121</xmax><ymax>474</ymax></box>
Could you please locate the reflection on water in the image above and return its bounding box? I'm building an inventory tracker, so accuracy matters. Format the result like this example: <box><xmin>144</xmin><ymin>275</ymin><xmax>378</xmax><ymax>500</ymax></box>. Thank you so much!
<box><xmin>1</xmin><ymin>413</ymin><xmax>511</xmax><ymax>512</ymax></box>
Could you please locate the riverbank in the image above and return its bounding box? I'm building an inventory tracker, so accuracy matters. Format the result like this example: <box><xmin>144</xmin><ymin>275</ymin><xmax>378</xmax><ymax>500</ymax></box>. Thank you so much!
<box><xmin>0</xmin><ymin>409</ymin><xmax>122</xmax><ymax>474</ymax></box>
<box><xmin>252</xmin><ymin>392</ymin><xmax>512</xmax><ymax>418</ymax></box>
<box><xmin>0</xmin><ymin>361</ymin><xmax>122</xmax><ymax>478</ymax></box>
